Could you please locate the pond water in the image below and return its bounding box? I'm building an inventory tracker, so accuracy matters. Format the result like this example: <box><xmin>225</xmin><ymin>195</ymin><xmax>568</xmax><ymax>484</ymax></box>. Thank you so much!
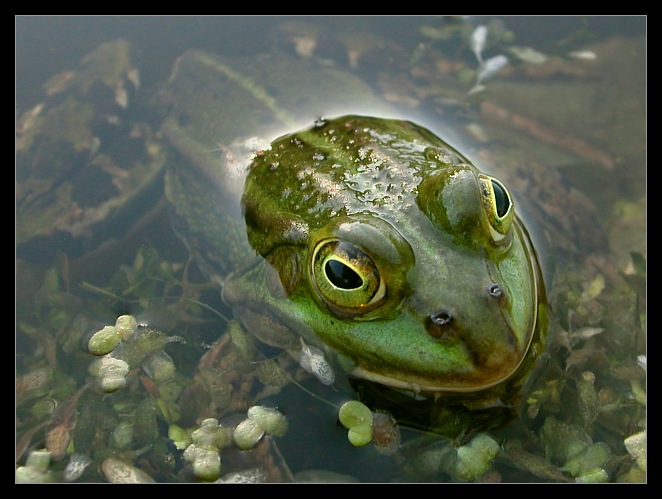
<box><xmin>16</xmin><ymin>16</ymin><xmax>646</xmax><ymax>483</ymax></box>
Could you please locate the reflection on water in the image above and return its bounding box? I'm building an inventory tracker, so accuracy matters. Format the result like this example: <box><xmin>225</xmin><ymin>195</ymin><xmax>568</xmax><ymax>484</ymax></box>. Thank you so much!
<box><xmin>16</xmin><ymin>16</ymin><xmax>645</xmax><ymax>483</ymax></box>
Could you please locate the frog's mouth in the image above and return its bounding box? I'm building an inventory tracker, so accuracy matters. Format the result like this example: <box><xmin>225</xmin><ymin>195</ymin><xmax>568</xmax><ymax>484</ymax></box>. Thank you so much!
<box><xmin>348</xmin><ymin>366</ymin><xmax>516</xmax><ymax>395</ymax></box>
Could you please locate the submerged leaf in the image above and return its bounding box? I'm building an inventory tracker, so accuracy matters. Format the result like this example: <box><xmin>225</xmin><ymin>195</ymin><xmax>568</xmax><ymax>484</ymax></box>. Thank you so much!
<box><xmin>471</xmin><ymin>25</ymin><xmax>488</xmax><ymax>62</ymax></box>
<box><xmin>561</xmin><ymin>442</ymin><xmax>611</xmax><ymax>477</ymax></box>
<box><xmin>508</xmin><ymin>46</ymin><xmax>549</xmax><ymax>64</ymax></box>
<box><xmin>476</xmin><ymin>55</ymin><xmax>509</xmax><ymax>84</ymax></box>
<box><xmin>624</xmin><ymin>431</ymin><xmax>646</xmax><ymax>472</ymax></box>
<box><xmin>503</xmin><ymin>441</ymin><xmax>571</xmax><ymax>482</ymax></box>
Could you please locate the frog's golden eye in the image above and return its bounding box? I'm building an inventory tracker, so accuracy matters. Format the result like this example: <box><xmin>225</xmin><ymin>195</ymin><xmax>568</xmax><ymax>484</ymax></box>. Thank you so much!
<box><xmin>478</xmin><ymin>174</ymin><xmax>514</xmax><ymax>245</ymax></box>
<box><xmin>311</xmin><ymin>239</ymin><xmax>386</xmax><ymax>317</ymax></box>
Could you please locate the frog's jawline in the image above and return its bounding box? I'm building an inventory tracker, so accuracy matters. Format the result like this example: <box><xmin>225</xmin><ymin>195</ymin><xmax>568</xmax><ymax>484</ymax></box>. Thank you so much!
<box><xmin>350</xmin><ymin>357</ymin><xmax>526</xmax><ymax>395</ymax></box>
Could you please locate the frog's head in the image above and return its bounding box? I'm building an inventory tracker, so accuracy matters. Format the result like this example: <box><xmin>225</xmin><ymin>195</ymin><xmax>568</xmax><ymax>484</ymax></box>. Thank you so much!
<box><xmin>241</xmin><ymin>115</ymin><xmax>546</xmax><ymax>395</ymax></box>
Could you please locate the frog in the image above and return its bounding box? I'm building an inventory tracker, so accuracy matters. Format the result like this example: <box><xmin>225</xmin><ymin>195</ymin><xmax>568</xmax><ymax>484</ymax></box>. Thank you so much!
<box><xmin>160</xmin><ymin>49</ymin><xmax>549</xmax><ymax>436</ymax></box>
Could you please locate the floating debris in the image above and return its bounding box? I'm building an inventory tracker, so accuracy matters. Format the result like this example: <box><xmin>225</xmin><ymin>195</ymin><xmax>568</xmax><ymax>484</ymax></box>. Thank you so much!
<box><xmin>114</xmin><ymin>314</ymin><xmax>138</xmax><ymax>340</ymax></box>
<box><xmin>86</xmin><ymin>315</ymin><xmax>184</xmax><ymax>393</ymax></box>
<box><xmin>577</xmin><ymin>469</ymin><xmax>610</xmax><ymax>483</ymax></box>
<box><xmin>168</xmin><ymin>424</ymin><xmax>192</xmax><ymax>450</ymax></box>
<box><xmin>503</xmin><ymin>440</ymin><xmax>571</xmax><ymax>482</ymax></box>
<box><xmin>476</xmin><ymin>55</ymin><xmax>509</xmax><ymax>85</ymax></box>
<box><xmin>233</xmin><ymin>418</ymin><xmax>265</xmax><ymax>451</ymax></box>
<box><xmin>567</xmin><ymin>50</ymin><xmax>597</xmax><ymax>60</ymax></box>
<box><xmin>451</xmin><ymin>432</ymin><xmax>501</xmax><ymax>482</ymax></box>
<box><xmin>87</xmin><ymin>325</ymin><xmax>122</xmax><ymax>356</ymax></box>
<box><xmin>88</xmin><ymin>356</ymin><xmax>130</xmax><ymax>393</ymax></box>
<box><xmin>299</xmin><ymin>338</ymin><xmax>335</xmax><ymax>385</ymax></box>
<box><xmin>469</xmin><ymin>54</ymin><xmax>509</xmax><ymax>95</ymax></box>
<box><xmin>508</xmin><ymin>46</ymin><xmax>548</xmax><ymax>65</ymax></box>
<box><xmin>63</xmin><ymin>453</ymin><xmax>92</xmax><ymax>482</ymax></box>
<box><xmin>540</xmin><ymin>416</ymin><xmax>612</xmax><ymax>482</ymax></box>
<box><xmin>45</xmin><ymin>384</ymin><xmax>90</xmax><ymax>460</ymax></box>
<box><xmin>101</xmin><ymin>457</ymin><xmax>156</xmax><ymax>483</ymax></box>
<box><xmin>256</xmin><ymin>359</ymin><xmax>289</xmax><ymax>386</ymax></box>
<box><xmin>624</xmin><ymin>431</ymin><xmax>646</xmax><ymax>473</ymax></box>
<box><xmin>470</xmin><ymin>25</ymin><xmax>488</xmax><ymax>64</ymax></box>
<box><xmin>577</xmin><ymin>371</ymin><xmax>599</xmax><ymax>427</ymax></box>
<box><xmin>216</xmin><ymin>468</ymin><xmax>267</xmax><ymax>483</ymax></box>
<box><xmin>184</xmin><ymin>445</ymin><xmax>222</xmax><ymax>481</ymax></box>
<box><xmin>467</xmin><ymin>23</ymin><xmax>509</xmax><ymax>95</ymax></box>
<box><xmin>142</xmin><ymin>351</ymin><xmax>177</xmax><ymax>382</ymax></box>
<box><xmin>371</xmin><ymin>411</ymin><xmax>400</xmax><ymax>456</ymax></box>
<box><xmin>16</xmin><ymin>449</ymin><xmax>55</xmax><ymax>483</ymax></box>
<box><xmin>338</xmin><ymin>400</ymin><xmax>373</xmax><ymax>447</ymax></box>
<box><xmin>182</xmin><ymin>418</ymin><xmax>234</xmax><ymax>481</ymax></box>
<box><xmin>247</xmin><ymin>406</ymin><xmax>289</xmax><ymax>437</ymax></box>
<box><xmin>109</xmin><ymin>421</ymin><xmax>134</xmax><ymax>449</ymax></box>
<box><xmin>16</xmin><ymin>367</ymin><xmax>52</xmax><ymax>405</ymax></box>
<box><xmin>233</xmin><ymin>406</ymin><xmax>288</xmax><ymax>451</ymax></box>
<box><xmin>294</xmin><ymin>469</ymin><xmax>360</xmax><ymax>483</ymax></box>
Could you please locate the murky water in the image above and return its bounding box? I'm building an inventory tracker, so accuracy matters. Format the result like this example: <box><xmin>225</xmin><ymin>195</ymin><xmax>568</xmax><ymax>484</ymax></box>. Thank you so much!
<box><xmin>16</xmin><ymin>16</ymin><xmax>646</xmax><ymax>483</ymax></box>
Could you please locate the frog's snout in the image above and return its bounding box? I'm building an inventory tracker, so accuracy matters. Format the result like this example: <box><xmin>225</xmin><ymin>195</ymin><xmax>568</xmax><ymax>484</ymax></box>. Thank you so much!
<box><xmin>422</xmin><ymin>282</ymin><xmax>507</xmax><ymax>340</ymax></box>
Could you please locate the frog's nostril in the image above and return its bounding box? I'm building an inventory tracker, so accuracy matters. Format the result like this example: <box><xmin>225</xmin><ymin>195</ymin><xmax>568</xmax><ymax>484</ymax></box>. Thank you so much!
<box><xmin>427</xmin><ymin>310</ymin><xmax>453</xmax><ymax>339</ymax></box>
<box><xmin>430</xmin><ymin>310</ymin><xmax>452</xmax><ymax>326</ymax></box>
<box><xmin>488</xmin><ymin>283</ymin><xmax>503</xmax><ymax>298</ymax></box>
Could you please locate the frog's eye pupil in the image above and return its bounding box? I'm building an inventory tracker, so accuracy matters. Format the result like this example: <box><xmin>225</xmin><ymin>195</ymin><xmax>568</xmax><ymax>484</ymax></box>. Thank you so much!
<box><xmin>325</xmin><ymin>260</ymin><xmax>362</xmax><ymax>289</ymax></box>
<box><xmin>491</xmin><ymin>179</ymin><xmax>509</xmax><ymax>218</ymax></box>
